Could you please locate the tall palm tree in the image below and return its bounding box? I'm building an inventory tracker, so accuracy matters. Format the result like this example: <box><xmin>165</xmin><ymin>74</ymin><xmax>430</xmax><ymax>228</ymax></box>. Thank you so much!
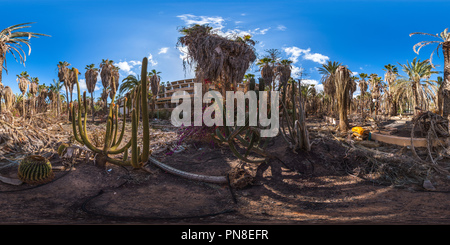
<box><xmin>57</xmin><ymin>61</ymin><xmax>71</xmax><ymax>120</ymax></box>
<box><xmin>2</xmin><ymin>86</ymin><xmax>14</xmax><ymax>113</ymax></box>
<box><xmin>369</xmin><ymin>74</ymin><xmax>382</xmax><ymax>116</ymax></box>
<box><xmin>410</xmin><ymin>28</ymin><xmax>450</xmax><ymax>119</ymax></box>
<box><xmin>358</xmin><ymin>73</ymin><xmax>369</xmax><ymax>117</ymax></box>
<box><xmin>119</xmin><ymin>74</ymin><xmax>141</xmax><ymax>111</ymax></box>
<box><xmin>318</xmin><ymin>60</ymin><xmax>341</xmax><ymax>115</ymax></box>
<box><xmin>85</xmin><ymin>64</ymin><xmax>99</xmax><ymax>122</ymax></box>
<box><xmin>275</xmin><ymin>59</ymin><xmax>293</xmax><ymax>89</ymax></box>
<box><xmin>99</xmin><ymin>59</ymin><xmax>115</xmax><ymax>112</ymax></box>
<box><xmin>148</xmin><ymin>69</ymin><xmax>161</xmax><ymax>118</ymax></box>
<box><xmin>29</xmin><ymin>77</ymin><xmax>38</xmax><ymax>115</ymax></box>
<box><xmin>16</xmin><ymin>71</ymin><xmax>30</xmax><ymax>117</ymax></box>
<box><xmin>398</xmin><ymin>58</ymin><xmax>438</xmax><ymax>115</ymax></box>
<box><xmin>177</xmin><ymin>24</ymin><xmax>256</xmax><ymax>97</ymax></box>
<box><xmin>334</xmin><ymin>66</ymin><xmax>353</xmax><ymax>132</ymax></box>
<box><xmin>383</xmin><ymin>64</ymin><xmax>398</xmax><ymax>116</ymax></box>
<box><xmin>0</xmin><ymin>23</ymin><xmax>50</xmax><ymax>87</ymax></box>
<box><xmin>436</xmin><ymin>76</ymin><xmax>444</xmax><ymax>115</ymax></box>
<box><xmin>256</xmin><ymin>57</ymin><xmax>274</xmax><ymax>90</ymax></box>
<box><xmin>49</xmin><ymin>78</ymin><xmax>63</xmax><ymax>116</ymax></box>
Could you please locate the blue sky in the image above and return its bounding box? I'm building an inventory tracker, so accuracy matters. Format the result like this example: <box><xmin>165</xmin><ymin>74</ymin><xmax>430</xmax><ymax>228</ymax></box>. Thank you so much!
<box><xmin>1</xmin><ymin>0</ymin><xmax>449</xmax><ymax>99</ymax></box>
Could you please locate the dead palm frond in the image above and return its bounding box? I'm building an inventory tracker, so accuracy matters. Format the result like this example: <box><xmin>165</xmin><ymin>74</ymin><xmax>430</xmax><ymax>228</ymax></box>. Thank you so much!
<box><xmin>177</xmin><ymin>24</ymin><xmax>256</xmax><ymax>93</ymax></box>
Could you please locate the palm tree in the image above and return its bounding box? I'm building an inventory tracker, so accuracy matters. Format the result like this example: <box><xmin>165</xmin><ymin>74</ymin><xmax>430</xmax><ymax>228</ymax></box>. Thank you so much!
<box><xmin>382</xmin><ymin>64</ymin><xmax>398</xmax><ymax>116</ymax></box>
<box><xmin>369</xmin><ymin>74</ymin><xmax>382</xmax><ymax>116</ymax></box>
<box><xmin>57</xmin><ymin>61</ymin><xmax>71</xmax><ymax>120</ymax></box>
<box><xmin>177</xmin><ymin>24</ymin><xmax>256</xmax><ymax>96</ymax></box>
<box><xmin>2</xmin><ymin>86</ymin><xmax>14</xmax><ymax>113</ymax></box>
<box><xmin>318</xmin><ymin>60</ymin><xmax>341</xmax><ymax>115</ymax></box>
<box><xmin>436</xmin><ymin>76</ymin><xmax>444</xmax><ymax>115</ymax></box>
<box><xmin>49</xmin><ymin>78</ymin><xmax>63</xmax><ymax>116</ymax></box>
<box><xmin>29</xmin><ymin>77</ymin><xmax>38</xmax><ymax>115</ymax></box>
<box><xmin>398</xmin><ymin>58</ymin><xmax>438</xmax><ymax>114</ymax></box>
<box><xmin>16</xmin><ymin>71</ymin><xmax>30</xmax><ymax>117</ymax></box>
<box><xmin>148</xmin><ymin>69</ymin><xmax>161</xmax><ymax>118</ymax></box>
<box><xmin>0</xmin><ymin>23</ymin><xmax>50</xmax><ymax>88</ymax></box>
<box><xmin>334</xmin><ymin>66</ymin><xmax>353</xmax><ymax>131</ymax></box>
<box><xmin>99</xmin><ymin>59</ymin><xmax>115</xmax><ymax>112</ymax></box>
<box><xmin>275</xmin><ymin>59</ymin><xmax>293</xmax><ymax>89</ymax></box>
<box><xmin>85</xmin><ymin>64</ymin><xmax>99</xmax><ymax>122</ymax></box>
<box><xmin>256</xmin><ymin>57</ymin><xmax>274</xmax><ymax>90</ymax></box>
<box><xmin>410</xmin><ymin>28</ymin><xmax>450</xmax><ymax>119</ymax></box>
<box><xmin>119</xmin><ymin>74</ymin><xmax>141</xmax><ymax>96</ymax></box>
<box><xmin>358</xmin><ymin>73</ymin><xmax>369</xmax><ymax>117</ymax></box>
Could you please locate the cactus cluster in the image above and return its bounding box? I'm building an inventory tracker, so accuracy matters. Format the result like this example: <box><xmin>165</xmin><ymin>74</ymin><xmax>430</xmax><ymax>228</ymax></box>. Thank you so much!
<box><xmin>71</xmin><ymin>57</ymin><xmax>151</xmax><ymax>168</ymax></box>
<box><xmin>211</xmin><ymin>77</ymin><xmax>269</xmax><ymax>163</ymax></box>
<box><xmin>279</xmin><ymin>78</ymin><xmax>311</xmax><ymax>152</ymax></box>
<box><xmin>18</xmin><ymin>155</ymin><xmax>54</xmax><ymax>185</ymax></box>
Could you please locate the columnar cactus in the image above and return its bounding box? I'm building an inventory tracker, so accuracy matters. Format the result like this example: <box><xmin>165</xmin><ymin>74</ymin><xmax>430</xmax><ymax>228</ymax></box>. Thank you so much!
<box><xmin>18</xmin><ymin>155</ymin><xmax>54</xmax><ymax>185</ymax></box>
<box><xmin>71</xmin><ymin>57</ymin><xmax>151</xmax><ymax>168</ymax></box>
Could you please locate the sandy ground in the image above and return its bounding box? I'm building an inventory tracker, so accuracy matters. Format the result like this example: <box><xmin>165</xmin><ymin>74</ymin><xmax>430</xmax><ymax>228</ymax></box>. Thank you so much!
<box><xmin>0</xmin><ymin>116</ymin><xmax>450</xmax><ymax>225</ymax></box>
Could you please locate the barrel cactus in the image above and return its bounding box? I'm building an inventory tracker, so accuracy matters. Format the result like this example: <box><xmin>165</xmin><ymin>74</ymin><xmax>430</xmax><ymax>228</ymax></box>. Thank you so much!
<box><xmin>17</xmin><ymin>155</ymin><xmax>54</xmax><ymax>185</ymax></box>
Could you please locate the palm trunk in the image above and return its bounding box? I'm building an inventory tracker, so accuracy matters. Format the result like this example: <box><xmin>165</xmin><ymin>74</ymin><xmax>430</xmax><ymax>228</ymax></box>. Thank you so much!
<box><xmin>442</xmin><ymin>43</ymin><xmax>450</xmax><ymax>125</ymax></box>
<box><xmin>412</xmin><ymin>82</ymin><xmax>420</xmax><ymax>115</ymax></box>
<box><xmin>57</xmin><ymin>92</ymin><xmax>61</xmax><ymax>116</ymax></box>
<box><xmin>22</xmin><ymin>93</ymin><xmax>25</xmax><ymax>117</ymax></box>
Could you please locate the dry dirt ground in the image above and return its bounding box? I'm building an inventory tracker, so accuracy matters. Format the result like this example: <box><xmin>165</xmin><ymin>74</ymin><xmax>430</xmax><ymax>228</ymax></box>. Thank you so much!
<box><xmin>1</xmin><ymin>116</ymin><xmax>450</xmax><ymax>225</ymax></box>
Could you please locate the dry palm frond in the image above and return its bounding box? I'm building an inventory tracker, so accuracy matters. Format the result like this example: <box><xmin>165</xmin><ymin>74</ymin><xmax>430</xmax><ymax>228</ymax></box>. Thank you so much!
<box><xmin>177</xmin><ymin>24</ymin><xmax>256</xmax><ymax>92</ymax></box>
<box><xmin>3</xmin><ymin>86</ymin><xmax>14</xmax><ymax>111</ymax></box>
<box><xmin>100</xmin><ymin>59</ymin><xmax>113</xmax><ymax>89</ymax></box>
<box><xmin>410</xmin><ymin>111</ymin><xmax>450</xmax><ymax>174</ymax></box>
<box><xmin>85</xmin><ymin>67</ymin><xmax>98</xmax><ymax>94</ymax></box>
<box><xmin>150</xmin><ymin>74</ymin><xmax>160</xmax><ymax>96</ymax></box>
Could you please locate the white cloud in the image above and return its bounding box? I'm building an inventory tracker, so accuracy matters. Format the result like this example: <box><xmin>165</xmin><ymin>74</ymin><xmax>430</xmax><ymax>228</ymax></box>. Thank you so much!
<box><xmin>177</xmin><ymin>14</ymin><xmax>225</xmax><ymax>30</ymax></box>
<box><xmin>148</xmin><ymin>53</ymin><xmax>158</xmax><ymax>66</ymax></box>
<box><xmin>116</xmin><ymin>61</ymin><xmax>132</xmax><ymax>73</ymax></box>
<box><xmin>158</xmin><ymin>47</ymin><xmax>169</xmax><ymax>54</ymax></box>
<box><xmin>291</xmin><ymin>65</ymin><xmax>304</xmax><ymax>78</ymax></box>
<box><xmin>352</xmin><ymin>71</ymin><xmax>359</xmax><ymax>76</ymax></box>
<box><xmin>283</xmin><ymin>46</ymin><xmax>329</xmax><ymax>65</ymax></box>
<box><xmin>302</xmin><ymin>79</ymin><xmax>323</xmax><ymax>92</ymax></box>
<box><xmin>277</xmin><ymin>25</ymin><xmax>287</xmax><ymax>31</ymax></box>
<box><xmin>115</xmin><ymin>60</ymin><xmax>141</xmax><ymax>76</ymax></box>
<box><xmin>178</xmin><ymin>46</ymin><xmax>188</xmax><ymax>60</ymax></box>
<box><xmin>178</xmin><ymin>14</ymin><xmax>270</xmax><ymax>39</ymax></box>
<box><xmin>129</xmin><ymin>60</ymin><xmax>142</xmax><ymax>66</ymax></box>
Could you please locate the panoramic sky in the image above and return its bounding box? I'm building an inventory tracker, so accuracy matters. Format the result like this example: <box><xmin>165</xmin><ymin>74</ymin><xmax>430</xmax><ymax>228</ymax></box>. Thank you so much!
<box><xmin>1</xmin><ymin>0</ymin><xmax>449</xmax><ymax>99</ymax></box>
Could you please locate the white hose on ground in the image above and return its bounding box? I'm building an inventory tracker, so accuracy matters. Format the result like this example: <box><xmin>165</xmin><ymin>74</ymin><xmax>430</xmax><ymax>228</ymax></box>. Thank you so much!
<box><xmin>148</xmin><ymin>156</ymin><xmax>228</xmax><ymax>184</ymax></box>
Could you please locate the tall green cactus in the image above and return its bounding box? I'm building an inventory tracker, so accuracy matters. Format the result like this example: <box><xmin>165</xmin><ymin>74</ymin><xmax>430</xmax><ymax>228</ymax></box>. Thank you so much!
<box><xmin>71</xmin><ymin>57</ymin><xmax>151</xmax><ymax>168</ymax></box>
<box><xmin>279</xmin><ymin>78</ymin><xmax>311</xmax><ymax>152</ymax></box>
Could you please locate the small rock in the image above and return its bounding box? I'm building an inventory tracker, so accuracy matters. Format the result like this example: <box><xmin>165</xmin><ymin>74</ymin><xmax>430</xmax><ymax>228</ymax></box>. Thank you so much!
<box><xmin>423</xmin><ymin>179</ymin><xmax>436</xmax><ymax>191</ymax></box>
